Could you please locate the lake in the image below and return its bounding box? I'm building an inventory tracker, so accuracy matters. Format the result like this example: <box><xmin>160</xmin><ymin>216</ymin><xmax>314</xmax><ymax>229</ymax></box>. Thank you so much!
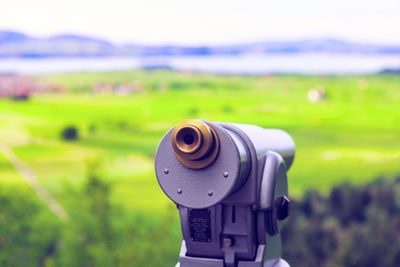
<box><xmin>0</xmin><ymin>53</ymin><xmax>399</xmax><ymax>75</ymax></box>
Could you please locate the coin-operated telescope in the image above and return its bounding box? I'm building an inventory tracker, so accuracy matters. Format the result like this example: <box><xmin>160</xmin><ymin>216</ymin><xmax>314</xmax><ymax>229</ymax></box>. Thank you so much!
<box><xmin>155</xmin><ymin>119</ymin><xmax>295</xmax><ymax>267</ymax></box>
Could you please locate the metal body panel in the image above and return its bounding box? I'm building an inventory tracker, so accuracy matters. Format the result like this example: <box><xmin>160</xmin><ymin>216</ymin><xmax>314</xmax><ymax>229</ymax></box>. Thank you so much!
<box><xmin>154</xmin><ymin>120</ymin><xmax>294</xmax><ymax>267</ymax></box>
<box><xmin>217</xmin><ymin>122</ymin><xmax>259</xmax><ymax>206</ymax></box>
<box><xmin>155</xmin><ymin>123</ymin><xmax>242</xmax><ymax>209</ymax></box>
<box><xmin>229</xmin><ymin>123</ymin><xmax>295</xmax><ymax>171</ymax></box>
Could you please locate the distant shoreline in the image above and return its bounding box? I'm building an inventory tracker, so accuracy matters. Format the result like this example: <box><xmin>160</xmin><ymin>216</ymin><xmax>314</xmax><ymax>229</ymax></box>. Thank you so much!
<box><xmin>1</xmin><ymin>50</ymin><xmax>400</xmax><ymax>59</ymax></box>
<box><xmin>1</xmin><ymin>54</ymin><xmax>400</xmax><ymax>75</ymax></box>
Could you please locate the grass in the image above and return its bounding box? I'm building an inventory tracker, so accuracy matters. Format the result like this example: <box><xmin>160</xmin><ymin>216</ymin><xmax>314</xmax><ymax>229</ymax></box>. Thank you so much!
<box><xmin>1</xmin><ymin>71</ymin><xmax>400</xmax><ymax>218</ymax></box>
<box><xmin>0</xmin><ymin>153</ymin><xmax>22</xmax><ymax>185</ymax></box>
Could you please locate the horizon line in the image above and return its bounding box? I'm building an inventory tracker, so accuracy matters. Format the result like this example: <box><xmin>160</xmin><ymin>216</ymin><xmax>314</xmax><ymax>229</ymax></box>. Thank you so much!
<box><xmin>2</xmin><ymin>29</ymin><xmax>400</xmax><ymax>47</ymax></box>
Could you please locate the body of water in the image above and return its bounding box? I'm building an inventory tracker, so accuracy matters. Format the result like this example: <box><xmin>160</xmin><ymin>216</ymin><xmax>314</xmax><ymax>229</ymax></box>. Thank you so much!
<box><xmin>0</xmin><ymin>53</ymin><xmax>399</xmax><ymax>75</ymax></box>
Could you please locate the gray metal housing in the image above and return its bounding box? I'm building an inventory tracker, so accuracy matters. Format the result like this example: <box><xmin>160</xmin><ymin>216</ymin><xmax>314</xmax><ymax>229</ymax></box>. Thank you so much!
<box><xmin>154</xmin><ymin>121</ymin><xmax>295</xmax><ymax>267</ymax></box>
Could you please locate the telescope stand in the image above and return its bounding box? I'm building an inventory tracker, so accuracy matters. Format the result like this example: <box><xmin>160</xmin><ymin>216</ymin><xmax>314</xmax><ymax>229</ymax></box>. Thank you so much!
<box><xmin>172</xmin><ymin>151</ymin><xmax>291</xmax><ymax>267</ymax></box>
<box><xmin>175</xmin><ymin>240</ymin><xmax>290</xmax><ymax>267</ymax></box>
<box><xmin>175</xmin><ymin>259</ymin><xmax>289</xmax><ymax>267</ymax></box>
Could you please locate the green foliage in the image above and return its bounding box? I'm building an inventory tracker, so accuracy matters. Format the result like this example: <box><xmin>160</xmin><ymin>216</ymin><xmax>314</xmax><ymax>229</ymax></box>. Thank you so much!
<box><xmin>56</xmin><ymin>163</ymin><xmax>180</xmax><ymax>267</ymax></box>
<box><xmin>114</xmin><ymin>208</ymin><xmax>180</xmax><ymax>267</ymax></box>
<box><xmin>0</xmin><ymin>185</ymin><xmax>60</xmax><ymax>267</ymax></box>
<box><xmin>57</xmin><ymin>164</ymin><xmax>117</xmax><ymax>267</ymax></box>
<box><xmin>282</xmin><ymin>177</ymin><xmax>400</xmax><ymax>267</ymax></box>
<box><xmin>61</xmin><ymin>126</ymin><xmax>79</xmax><ymax>141</ymax></box>
<box><xmin>1</xmin><ymin>161</ymin><xmax>400</xmax><ymax>266</ymax></box>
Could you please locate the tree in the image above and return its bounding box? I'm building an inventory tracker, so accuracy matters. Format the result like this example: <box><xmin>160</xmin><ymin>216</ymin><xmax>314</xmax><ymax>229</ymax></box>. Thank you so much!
<box><xmin>61</xmin><ymin>126</ymin><xmax>79</xmax><ymax>141</ymax></box>
<box><xmin>0</xmin><ymin>185</ymin><xmax>60</xmax><ymax>267</ymax></box>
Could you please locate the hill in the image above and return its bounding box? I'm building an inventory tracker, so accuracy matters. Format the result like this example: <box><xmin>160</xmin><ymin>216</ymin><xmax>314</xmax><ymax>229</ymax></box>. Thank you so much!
<box><xmin>1</xmin><ymin>30</ymin><xmax>400</xmax><ymax>57</ymax></box>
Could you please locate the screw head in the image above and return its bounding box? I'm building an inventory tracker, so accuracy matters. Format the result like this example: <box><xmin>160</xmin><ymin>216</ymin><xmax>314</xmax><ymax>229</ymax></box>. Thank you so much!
<box><xmin>208</xmin><ymin>191</ymin><xmax>213</xmax><ymax>196</ymax></box>
<box><xmin>276</xmin><ymin>195</ymin><xmax>290</xmax><ymax>220</ymax></box>
<box><xmin>223</xmin><ymin>237</ymin><xmax>234</xmax><ymax>247</ymax></box>
<box><xmin>177</xmin><ymin>188</ymin><xmax>182</xmax><ymax>194</ymax></box>
<box><xmin>164</xmin><ymin>168</ymin><xmax>169</xmax><ymax>174</ymax></box>
<box><xmin>223</xmin><ymin>171</ymin><xmax>229</xmax><ymax>178</ymax></box>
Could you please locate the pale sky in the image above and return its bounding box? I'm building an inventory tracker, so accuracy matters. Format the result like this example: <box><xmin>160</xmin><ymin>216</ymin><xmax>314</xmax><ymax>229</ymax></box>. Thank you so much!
<box><xmin>1</xmin><ymin>0</ymin><xmax>400</xmax><ymax>45</ymax></box>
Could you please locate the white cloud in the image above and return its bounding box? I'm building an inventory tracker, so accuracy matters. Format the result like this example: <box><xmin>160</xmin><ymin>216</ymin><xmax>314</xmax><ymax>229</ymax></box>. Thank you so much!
<box><xmin>1</xmin><ymin>0</ymin><xmax>399</xmax><ymax>45</ymax></box>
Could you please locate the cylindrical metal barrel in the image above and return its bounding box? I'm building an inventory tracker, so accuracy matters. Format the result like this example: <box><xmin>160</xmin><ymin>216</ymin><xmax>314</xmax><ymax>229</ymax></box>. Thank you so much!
<box><xmin>227</xmin><ymin>123</ymin><xmax>295</xmax><ymax>170</ymax></box>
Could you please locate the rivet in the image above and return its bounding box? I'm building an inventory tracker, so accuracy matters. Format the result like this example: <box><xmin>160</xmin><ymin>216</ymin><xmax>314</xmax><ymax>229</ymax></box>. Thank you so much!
<box><xmin>223</xmin><ymin>237</ymin><xmax>234</xmax><ymax>247</ymax></box>
<box><xmin>177</xmin><ymin>188</ymin><xmax>182</xmax><ymax>194</ymax></box>
<box><xmin>223</xmin><ymin>171</ymin><xmax>229</xmax><ymax>178</ymax></box>
<box><xmin>208</xmin><ymin>191</ymin><xmax>213</xmax><ymax>196</ymax></box>
<box><xmin>164</xmin><ymin>168</ymin><xmax>169</xmax><ymax>174</ymax></box>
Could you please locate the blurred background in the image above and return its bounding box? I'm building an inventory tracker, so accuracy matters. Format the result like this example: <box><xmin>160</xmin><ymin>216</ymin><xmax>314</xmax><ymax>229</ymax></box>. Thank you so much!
<box><xmin>0</xmin><ymin>0</ymin><xmax>400</xmax><ymax>266</ymax></box>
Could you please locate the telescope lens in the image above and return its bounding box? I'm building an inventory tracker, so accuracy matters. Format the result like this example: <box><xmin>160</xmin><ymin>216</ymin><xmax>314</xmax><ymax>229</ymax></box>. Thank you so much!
<box><xmin>184</xmin><ymin>134</ymin><xmax>194</xmax><ymax>145</ymax></box>
<box><xmin>175</xmin><ymin>125</ymin><xmax>202</xmax><ymax>153</ymax></box>
<box><xmin>171</xmin><ymin>119</ymin><xmax>220</xmax><ymax>169</ymax></box>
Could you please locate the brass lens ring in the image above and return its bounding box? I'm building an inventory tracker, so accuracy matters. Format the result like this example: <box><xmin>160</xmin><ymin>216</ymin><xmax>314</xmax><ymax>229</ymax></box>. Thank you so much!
<box><xmin>174</xmin><ymin>125</ymin><xmax>202</xmax><ymax>154</ymax></box>
<box><xmin>171</xmin><ymin>119</ymin><xmax>220</xmax><ymax>169</ymax></box>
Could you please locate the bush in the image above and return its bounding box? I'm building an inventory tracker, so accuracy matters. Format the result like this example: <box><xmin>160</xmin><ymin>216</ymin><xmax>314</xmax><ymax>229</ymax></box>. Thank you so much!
<box><xmin>61</xmin><ymin>126</ymin><xmax>79</xmax><ymax>141</ymax></box>
<box><xmin>0</xmin><ymin>185</ymin><xmax>60</xmax><ymax>267</ymax></box>
<box><xmin>2</xmin><ymin>170</ymin><xmax>399</xmax><ymax>266</ymax></box>
<box><xmin>56</xmin><ymin>163</ymin><xmax>180</xmax><ymax>267</ymax></box>
<box><xmin>282</xmin><ymin>177</ymin><xmax>400</xmax><ymax>267</ymax></box>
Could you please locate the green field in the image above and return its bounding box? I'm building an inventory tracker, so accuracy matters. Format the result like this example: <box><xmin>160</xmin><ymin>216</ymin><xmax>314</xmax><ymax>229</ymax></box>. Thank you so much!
<box><xmin>1</xmin><ymin>71</ymin><xmax>400</xmax><ymax>217</ymax></box>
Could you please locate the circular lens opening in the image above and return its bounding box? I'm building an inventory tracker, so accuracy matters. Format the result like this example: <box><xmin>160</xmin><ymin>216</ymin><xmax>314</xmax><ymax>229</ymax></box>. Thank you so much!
<box><xmin>183</xmin><ymin>134</ymin><xmax>195</xmax><ymax>145</ymax></box>
<box><xmin>171</xmin><ymin>120</ymin><xmax>220</xmax><ymax>169</ymax></box>
<box><xmin>175</xmin><ymin>126</ymin><xmax>201</xmax><ymax>153</ymax></box>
